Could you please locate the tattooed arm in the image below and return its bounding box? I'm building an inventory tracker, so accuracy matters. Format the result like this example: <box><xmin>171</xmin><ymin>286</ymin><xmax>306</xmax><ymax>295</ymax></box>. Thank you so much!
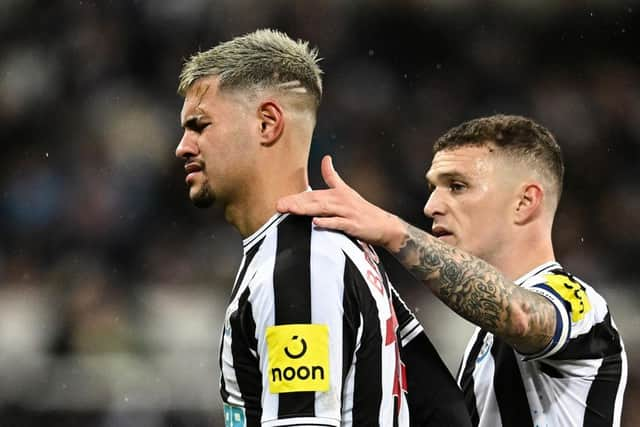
<box><xmin>277</xmin><ymin>155</ymin><xmax>556</xmax><ymax>354</ymax></box>
<box><xmin>390</xmin><ymin>221</ymin><xmax>555</xmax><ymax>354</ymax></box>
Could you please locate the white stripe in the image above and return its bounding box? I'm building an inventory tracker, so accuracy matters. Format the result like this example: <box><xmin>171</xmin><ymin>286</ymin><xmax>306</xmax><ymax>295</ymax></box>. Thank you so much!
<box><xmin>341</xmin><ymin>314</ymin><xmax>363</xmax><ymax>426</ymax></box>
<box><xmin>400</xmin><ymin>323</ymin><xmax>424</xmax><ymax>347</ymax></box>
<box><xmin>310</xmin><ymin>228</ymin><xmax>346</xmax><ymax>421</ymax></box>
<box><xmin>457</xmin><ymin>328</ymin><xmax>482</xmax><ymax>384</ymax></box>
<box><xmin>262</xmin><ymin>416</ymin><xmax>340</xmax><ymax>426</ymax></box>
<box><xmin>475</xmin><ymin>341</ymin><xmax>502</xmax><ymax>427</ymax></box>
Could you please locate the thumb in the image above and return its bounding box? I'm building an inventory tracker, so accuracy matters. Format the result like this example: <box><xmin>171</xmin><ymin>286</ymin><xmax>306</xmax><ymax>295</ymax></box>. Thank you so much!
<box><xmin>321</xmin><ymin>155</ymin><xmax>346</xmax><ymax>189</ymax></box>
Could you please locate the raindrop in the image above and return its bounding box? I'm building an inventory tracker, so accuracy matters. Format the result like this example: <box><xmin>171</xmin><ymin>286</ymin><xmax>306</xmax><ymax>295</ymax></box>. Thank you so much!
<box><xmin>580</xmin><ymin>237</ymin><xmax>584</xmax><ymax>243</ymax></box>
<box><xmin>436</xmin><ymin>63</ymin><xmax>442</xmax><ymax>70</ymax></box>
<box><xmin>124</xmin><ymin>396</ymin><xmax>129</xmax><ymax>402</ymax></box>
<box><xmin>403</xmin><ymin>73</ymin><xmax>408</xmax><ymax>79</ymax></box>
<box><xmin>368</xmin><ymin>49</ymin><xmax>375</xmax><ymax>57</ymax></box>
<box><xmin>45</xmin><ymin>152</ymin><xmax>49</xmax><ymax>158</ymax></box>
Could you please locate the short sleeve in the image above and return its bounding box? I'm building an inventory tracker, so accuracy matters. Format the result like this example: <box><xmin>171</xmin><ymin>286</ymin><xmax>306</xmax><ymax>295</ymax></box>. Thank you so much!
<box><xmin>519</xmin><ymin>271</ymin><xmax>595</xmax><ymax>360</ymax></box>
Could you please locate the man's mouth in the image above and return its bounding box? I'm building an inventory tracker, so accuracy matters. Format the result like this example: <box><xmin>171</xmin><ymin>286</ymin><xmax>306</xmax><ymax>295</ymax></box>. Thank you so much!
<box><xmin>431</xmin><ymin>226</ymin><xmax>453</xmax><ymax>239</ymax></box>
<box><xmin>184</xmin><ymin>161</ymin><xmax>204</xmax><ymax>184</ymax></box>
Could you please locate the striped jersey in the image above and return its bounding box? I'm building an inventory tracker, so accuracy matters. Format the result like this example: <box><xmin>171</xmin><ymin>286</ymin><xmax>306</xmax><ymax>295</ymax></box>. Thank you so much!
<box><xmin>457</xmin><ymin>261</ymin><xmax>627</xmax><ymax>427</ymax></box>
<box><xmin>219</xmin><ymin>213</ymin><xmax>468</xmax><ymax>427</ymax></box>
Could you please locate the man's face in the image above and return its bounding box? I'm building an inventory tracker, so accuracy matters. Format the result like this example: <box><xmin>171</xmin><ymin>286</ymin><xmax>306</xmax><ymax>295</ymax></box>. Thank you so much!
<box><xmin>176</xmin><ymin>76</ymin><xmax>254</xmax><ymax>208</ymax></box>
<box><xmin>424</xmin><ymin>144</ymin><xmax>517</xmax><ymax>262</ymax></box>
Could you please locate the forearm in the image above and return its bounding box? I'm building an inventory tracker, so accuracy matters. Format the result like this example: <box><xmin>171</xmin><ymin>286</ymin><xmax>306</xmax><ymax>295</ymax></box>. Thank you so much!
<box><xmin>389</xmin><ymin>220</ymin><xmax>555</xmax><ymax>352</ymax></box>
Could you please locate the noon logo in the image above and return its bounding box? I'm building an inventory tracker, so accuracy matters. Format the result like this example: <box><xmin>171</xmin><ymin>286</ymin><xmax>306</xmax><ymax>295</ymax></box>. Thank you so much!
<box><xmin>266</xmin><ymin>324</ymin><xmax>329</xmax><ymax>393</ymax></box>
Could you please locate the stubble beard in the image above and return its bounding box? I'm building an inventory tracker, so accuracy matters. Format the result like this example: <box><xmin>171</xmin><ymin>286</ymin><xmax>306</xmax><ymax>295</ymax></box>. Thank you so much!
<box><xmin>192</xmin><ymin>179</ymin><xmax>215</xmax><ymax>209</ymax></box>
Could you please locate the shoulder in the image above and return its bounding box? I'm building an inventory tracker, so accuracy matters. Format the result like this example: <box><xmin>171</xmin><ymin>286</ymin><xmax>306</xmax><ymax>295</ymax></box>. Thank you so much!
<box><xmin>525</xmin><ymin>267</ymin><xmax>610</xmax><ymax>331</ymax></box>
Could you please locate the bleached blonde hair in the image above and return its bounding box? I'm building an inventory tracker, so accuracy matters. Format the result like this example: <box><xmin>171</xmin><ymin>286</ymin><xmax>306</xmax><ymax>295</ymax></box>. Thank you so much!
<box><xmin>178</xmin><ymin>29</ymin><xmax>323</xmax><ymax>112</ymax></box>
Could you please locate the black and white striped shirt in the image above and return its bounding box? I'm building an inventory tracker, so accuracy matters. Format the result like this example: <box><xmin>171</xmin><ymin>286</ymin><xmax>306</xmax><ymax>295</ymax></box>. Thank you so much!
<box><xmin>457</xmin><ymin>261</ymin><xmax>627</xmax><ymax>427</ymax></box>
<box><xmin>220</xmin><ymin>213</ymin><xmax>468</xmax><ymax>427</ymax></box>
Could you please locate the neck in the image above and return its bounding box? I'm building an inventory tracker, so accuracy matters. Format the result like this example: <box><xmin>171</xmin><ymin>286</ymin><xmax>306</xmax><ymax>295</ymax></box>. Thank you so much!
<box><xmin>224</xmin><ymin>162</ymin><xmax>309</xmax><ymax>238</ymax></box>
<box><xmin>488</xmin><ymin>226</ymin><xmax>556</xmax><ymax>282</ymax></box>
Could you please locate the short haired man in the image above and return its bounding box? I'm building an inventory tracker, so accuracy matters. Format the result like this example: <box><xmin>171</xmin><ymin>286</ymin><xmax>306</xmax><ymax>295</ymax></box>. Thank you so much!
<box><xmin>176</xmin><ymin>29</ymin><xmax>470</xmax><ymax>427</ymax></box>
<box><xmin>278</xmin><ymin>114</ymin><xmax>628</xmax><ymax>426</ymax></box>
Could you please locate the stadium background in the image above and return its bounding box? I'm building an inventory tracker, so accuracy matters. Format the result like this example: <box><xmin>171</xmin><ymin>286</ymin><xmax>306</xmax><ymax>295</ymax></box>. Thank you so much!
<box><xmin>1</xmin><ymin>1</ymin><xmax>638</xmax><ymax>425</ymax></box>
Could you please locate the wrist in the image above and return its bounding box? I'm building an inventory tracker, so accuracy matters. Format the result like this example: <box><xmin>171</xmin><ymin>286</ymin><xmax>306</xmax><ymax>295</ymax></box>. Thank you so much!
<box><xmin>383</xmin><ymin>214</ymin><xmax>408</xmax><ymax>253</ymax></box>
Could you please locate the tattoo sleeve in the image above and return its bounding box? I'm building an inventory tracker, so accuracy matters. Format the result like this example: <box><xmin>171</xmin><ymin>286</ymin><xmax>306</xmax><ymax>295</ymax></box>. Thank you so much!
<box><xmin>394</xmin><ymin>222</ymin><xmax>556</xmax><ymax>353</ymax></box>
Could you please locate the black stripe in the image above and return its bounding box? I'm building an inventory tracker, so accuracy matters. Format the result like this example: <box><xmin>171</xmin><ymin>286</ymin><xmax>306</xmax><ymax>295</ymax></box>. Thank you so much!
<box><xmin>399</xmin><ymin>330</ymin><xmax>472</xmax><ymax>427</ymax></box>
<box><xmin>229</xmin><ymin>238</ymin><xmax>264</xmax><ymax>303</ymax></box>
<box><xmin>394</xmin><ymin>279</ymin><xmax>471</xmax><ymax>427</ymax></box>
<box><xmin>549</xmin><ymin>312</ymin><xmax>622</xmax><ymax>361</ymax></box>
<box><xmin>459</xmin><ymin>330</ymin><xmax>487</xmax><ymax>427</ymax></box>
<box><xmin>538</xmin><ymin>361</ymin><xmax>564</xmax><ymax>378</ymax></box>
<box><xmin>221</xmin><ymin>238</ymin><xmax>264</xmax><ymax>403</ymax></box>
<box><xmin>219</xmin><ymin>330</ymin><xmax>229</xmax><ymax>403</ymax></box>
<box><xmin>229</xmin><ymin>287</ymin><xmax>262</xmax><ymax>427</ymax></box>
<box><xmin>491</xmin><ymin>338</ymin><xmax>533</xmax><ymax>427</ymax></box>
<box><xmin>583</xmin><ymin>333</ymin><xmax>624</xmax><ymax>425</ymax></box>
<box><xmin>389</xmin><ymin>287</ymin><xmax>414</xmax><ymax>331</ymax></box>
<box><xmin>341</xmin><ymin>252</ymin><xmax>360</xmax><ymax>412</ymax></box>
<box><xmin>346</xmin><ymin>257</ymin><xmax>383</xmax><ymax>426</ymax></box>
<box><xmin>273</xmin><ymin>215</ymin><xmax>315</xmax><ymax>418</ymax></box>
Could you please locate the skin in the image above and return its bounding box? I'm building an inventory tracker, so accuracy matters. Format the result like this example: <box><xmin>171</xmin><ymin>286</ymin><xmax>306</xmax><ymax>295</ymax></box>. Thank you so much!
<box><xmin>276</xmin><ymin>149</ymin><xmax>558</xmax><ymax>354</ymax></box>
<box><xmin>176</xmin><ymin>75</ymin><xmax>315</xmax><ymax>237</ymax></box>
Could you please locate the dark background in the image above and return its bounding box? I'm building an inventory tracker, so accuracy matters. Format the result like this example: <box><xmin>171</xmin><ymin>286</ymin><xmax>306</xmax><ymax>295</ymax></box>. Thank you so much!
<box><xmin>0</xmin><ymin>1</ymin><xmax>638</xmax><ymax>425</ymax></box>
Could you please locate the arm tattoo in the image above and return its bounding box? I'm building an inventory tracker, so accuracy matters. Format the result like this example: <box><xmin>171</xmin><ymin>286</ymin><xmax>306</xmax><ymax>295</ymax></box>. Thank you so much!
<box><xmin>394</xmin><ymin>222</ymin><xmax>556</xmax><ymax>352</ymax></box>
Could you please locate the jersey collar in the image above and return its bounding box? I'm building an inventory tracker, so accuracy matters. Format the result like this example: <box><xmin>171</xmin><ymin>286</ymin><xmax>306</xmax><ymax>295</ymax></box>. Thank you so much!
<box><xmin>242</xmin><ymin>212</ymin><xmax>289</xmax><ymax>252</ymax></box>
<box><xmin>514</xmin><ymin>260</ymin><xmax>562</xmax><ymax>286</ymax></box>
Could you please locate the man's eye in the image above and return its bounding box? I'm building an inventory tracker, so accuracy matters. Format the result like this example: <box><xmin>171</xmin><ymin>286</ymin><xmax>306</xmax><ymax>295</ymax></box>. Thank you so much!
<box><xmin>196</xmin><ymin>123</ymin><xmax>210</xmax><ymax>132</ymax></box>
<box><xmin>449</xmin><ymin>182</ymin><xmax>466</xmax><ymax>192</ymax></box>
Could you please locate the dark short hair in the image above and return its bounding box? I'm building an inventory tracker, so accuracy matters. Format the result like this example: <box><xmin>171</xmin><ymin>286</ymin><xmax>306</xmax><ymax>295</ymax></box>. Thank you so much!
<box><xmin>434</xmin><ymin>114</ymin><xmax>564</xmax><ymax>204</ymax></box>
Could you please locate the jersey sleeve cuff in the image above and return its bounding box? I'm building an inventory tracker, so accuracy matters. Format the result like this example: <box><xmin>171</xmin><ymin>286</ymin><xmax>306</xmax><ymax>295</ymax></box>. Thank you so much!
<box><xmin>398</xmin><ymin>318</ymin><xmax>423</xmax><ymax>347</ymax></box>
<box><xmin>518</xmin><ymin>285</ymin><xmax>571</xmax><ymax>361</ymax></box>
<box><xmin>262</xmin><ymin>416</ymin><xmax>340</xmax><ymax>426</ymax></box>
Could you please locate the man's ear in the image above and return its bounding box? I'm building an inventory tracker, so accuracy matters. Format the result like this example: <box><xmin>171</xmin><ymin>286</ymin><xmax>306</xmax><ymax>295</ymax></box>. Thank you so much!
<box><xmin>257</xmin><ymin>101</ymin><xmax>284</xmax><ymax>146</ymax></box>
<box><xmin>514</xmin><ymin>182</ymin><xmax>544</xmax><ymax>225</ymax></box>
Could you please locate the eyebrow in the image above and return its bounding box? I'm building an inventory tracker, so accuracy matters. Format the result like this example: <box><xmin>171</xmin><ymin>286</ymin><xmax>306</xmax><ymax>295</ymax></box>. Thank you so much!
<box><xmin>181</xmin><ymin>114</ymin><xmax>205</xmax><ymax>130</ymax></box>
<box><xmin>426</xmin><ymin>171</ymin><xmax>468</xmax><ymax>186</ymax></box>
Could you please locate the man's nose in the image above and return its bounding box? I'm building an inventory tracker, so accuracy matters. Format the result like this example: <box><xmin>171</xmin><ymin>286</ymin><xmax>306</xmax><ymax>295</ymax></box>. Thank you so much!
<box><xmin>176</xmin><ymin>132</ymin><xmax>198</xmax><ymax>159</ymax></box>
<box><xmin>424</xmin><ymin>188</ymin><xmax>446</xmax><ymax>219</ymax></box>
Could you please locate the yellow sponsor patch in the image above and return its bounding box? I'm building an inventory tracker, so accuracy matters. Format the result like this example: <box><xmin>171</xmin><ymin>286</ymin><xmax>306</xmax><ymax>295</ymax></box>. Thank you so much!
<box><xmin>266</xmin><ymin>324</ymin><xmax>329</xmax><ymax>393</ymax></box>
<box><xmin>545</xmin><ymin>273</ymin><xmax>592</xmax><ymax>322</ymax></box>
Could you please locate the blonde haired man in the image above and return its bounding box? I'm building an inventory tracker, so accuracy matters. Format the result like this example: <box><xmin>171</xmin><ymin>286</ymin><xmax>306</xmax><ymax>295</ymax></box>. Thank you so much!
<box><xmin>278</xmin><ymin>115</ymin><xmax>627</xmax><ymax>426</ymax></box>
<box><xmin>176</xmin><ymin>29</ymin><xmax>470</xmax><ymax>427</ymax></box>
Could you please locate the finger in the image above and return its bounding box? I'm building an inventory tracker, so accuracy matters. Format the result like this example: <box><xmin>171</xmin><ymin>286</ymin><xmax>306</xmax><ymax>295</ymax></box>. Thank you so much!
<box><xmin>312</xmin><ymin>216</ymin><xmax>350</xmax><ymax>232</ymax></box>
<box><xmin>321</xmin><ymin>155</ymin><xmax>347</xmax><ymax>189</ymax></box>
<box><xmin>277</xmin><ymin>190</ymin><xmax>349</xmax><ymax>217</ymax></box>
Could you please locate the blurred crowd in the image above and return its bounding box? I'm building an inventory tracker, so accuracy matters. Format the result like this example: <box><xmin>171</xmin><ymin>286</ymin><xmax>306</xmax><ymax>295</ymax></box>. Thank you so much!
<box><xmin>1</xmin><ymin>1</ymin><xmax>638</xmax><ymax>426</ymax></box>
